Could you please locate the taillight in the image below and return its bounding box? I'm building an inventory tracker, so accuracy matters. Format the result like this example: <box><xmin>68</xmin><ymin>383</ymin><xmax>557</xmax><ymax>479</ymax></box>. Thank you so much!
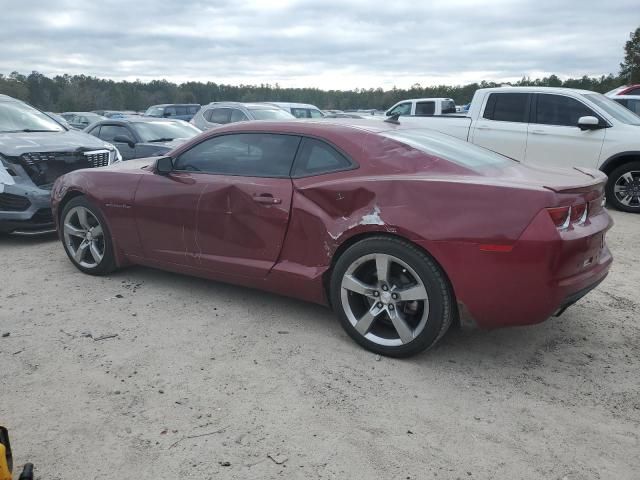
<box><xmin>546</xmin><ymin>206</ymin><xmax>571</xmax><ymax>229</ymax></box>
<box><xmin>546</xmin><ymin>202</ymin><xmax>588</xmax><ymax>230</ymax></box>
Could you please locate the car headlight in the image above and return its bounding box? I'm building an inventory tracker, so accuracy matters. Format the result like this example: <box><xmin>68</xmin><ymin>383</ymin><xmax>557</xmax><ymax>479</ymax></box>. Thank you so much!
<box><xmin>105</xmin><ymin>144</ymin><xmax>122</xmax><ymax>164</ymax></box>
<box><xmin>0</xmin><ymin>154</ymin><xmax>16</xmax><ymax>188</ymax></box>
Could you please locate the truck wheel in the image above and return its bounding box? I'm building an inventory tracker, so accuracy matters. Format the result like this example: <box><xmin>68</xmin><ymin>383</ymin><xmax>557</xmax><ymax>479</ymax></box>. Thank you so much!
<box><xmin>606</xmin><ymin>161</ymin><xmax>640</xmax><ymax>213</ymax></box>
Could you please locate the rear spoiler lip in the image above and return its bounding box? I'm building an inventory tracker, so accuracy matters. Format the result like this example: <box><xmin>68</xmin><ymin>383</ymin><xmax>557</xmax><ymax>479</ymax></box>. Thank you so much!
<box><xmin>542</xmin><ymin>167</ymin><xmax>607</xmax><ymax>193</ymax></box>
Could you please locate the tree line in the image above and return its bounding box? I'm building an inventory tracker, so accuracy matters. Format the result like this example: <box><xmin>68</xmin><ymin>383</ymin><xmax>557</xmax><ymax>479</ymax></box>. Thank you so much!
<box><xmin>0</xmin><ymin>71</ymin><xmax>628</xmax><ymax>113</ymax></box>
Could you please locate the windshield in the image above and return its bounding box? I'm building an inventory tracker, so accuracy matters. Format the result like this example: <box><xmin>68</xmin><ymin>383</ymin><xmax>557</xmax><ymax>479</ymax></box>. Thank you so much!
<box><xmin>381</xmin><ymin>129</ymin><xmax>512</xmax><ymax>169</ymax></box>
<box><xmin>248</xmin><ymin>108</ymin><xmax>295</xmax><ymax>120</ymax></box>
<box><xmin>132</xmin><ymin>120</ymin><xmax>201</xmax><ymax>142</ymax></box>
<box><xmin>0</xmin><ymin>101</ymin><xmax>65</xmax><ymax>133</ymax></box>
<box><xmin>582</xmin><ymin>93</ymin><xmax>640</xmax><ymax>125</ymax></box>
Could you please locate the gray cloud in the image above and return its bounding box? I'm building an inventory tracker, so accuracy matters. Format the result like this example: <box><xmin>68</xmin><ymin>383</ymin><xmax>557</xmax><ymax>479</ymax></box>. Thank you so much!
<box><xmin>0</xmin><ymin>0</ymin><xmax>636</xmax><ymax>89</ymax></box>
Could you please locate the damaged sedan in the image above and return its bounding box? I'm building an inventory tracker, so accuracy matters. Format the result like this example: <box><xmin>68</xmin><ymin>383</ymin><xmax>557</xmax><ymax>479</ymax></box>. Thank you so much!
<box><xmin>51</xmin><ymin>120</ymin><xmax>612</xmax><ymax>357</ymax></box>
<box><xmin>0</xmin><ymin>95</ymin><xmax>121</xmax><ymax>234</ymax></box>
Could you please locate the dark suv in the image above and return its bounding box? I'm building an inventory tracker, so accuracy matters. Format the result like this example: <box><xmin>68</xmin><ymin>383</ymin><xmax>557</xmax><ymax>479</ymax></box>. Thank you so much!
<box><xmin>144</xmin><ymin>104</ymin><xmax>201</xmax><ymax>121</ymax></box>
<box><xmin>0</xmin><ymin>95</ymin><xmax>121</xmax><ymax>234</ymax></box>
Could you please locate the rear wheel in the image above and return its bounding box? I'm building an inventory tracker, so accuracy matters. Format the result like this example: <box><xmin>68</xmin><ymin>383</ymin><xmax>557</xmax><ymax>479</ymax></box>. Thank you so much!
<box><xmin>330</xmin><ymin>236</ymin><xmax>453</xmax><ymax>357</ymax></box>
<box><xmin>606</xmin><ymin>161</ymin><xmax>640</xmax><ymax>213</ymax></box>
<box><xmin>60</xmin><ymin>196</ymin><xmax>116</xmax><ymax>275</ymax></box>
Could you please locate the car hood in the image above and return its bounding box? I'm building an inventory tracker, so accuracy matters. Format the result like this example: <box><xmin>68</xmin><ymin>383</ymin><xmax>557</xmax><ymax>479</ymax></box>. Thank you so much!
<box><xmin>0</xmin><ymin>129</ymin><xmax>112</xmax><ymax>156</ymax></box>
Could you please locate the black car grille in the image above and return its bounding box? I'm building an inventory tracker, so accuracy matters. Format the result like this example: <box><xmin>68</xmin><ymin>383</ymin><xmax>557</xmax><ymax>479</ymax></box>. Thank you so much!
<box><xmin>19</xmin><ymin>150</ymin><xmax>110</xmax><ymax>187</ymax></box>
<box><xmin>85</xmin><ymin>150</ymin><xmax>110</xmax><ymax>168</ymax></box>
<box><xmin>0</xmin><ymin>192</ymin><xmax>31</xmax><ymax>211</ymax></box>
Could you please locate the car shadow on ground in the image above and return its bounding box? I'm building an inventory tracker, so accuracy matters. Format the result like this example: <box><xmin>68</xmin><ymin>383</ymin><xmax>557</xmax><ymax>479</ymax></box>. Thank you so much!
<box><xmin>105</xmin><ymin>263</ymin><xmax>566</xmax><ymax>371</ymax></box>
<box><xmin>0</xmin><ymin>232</ymin><xmax>58</xmax><ymax>246</ymax></box>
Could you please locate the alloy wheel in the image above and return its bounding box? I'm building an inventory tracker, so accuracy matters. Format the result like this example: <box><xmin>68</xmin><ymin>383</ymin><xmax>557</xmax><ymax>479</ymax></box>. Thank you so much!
<box><xmin>340</xmin><ymin>253</ymin><xmax>430</xmax><ymax>347</ymax></box>
<box><xmin>63</xmin><ymin>206</ymin><xmax>105</xmax><ymax>269</ymax></box>
<box><xmin>614</xmin><ymin>170</ymin><xmax>640</xmax><ymax>208</ymax></box>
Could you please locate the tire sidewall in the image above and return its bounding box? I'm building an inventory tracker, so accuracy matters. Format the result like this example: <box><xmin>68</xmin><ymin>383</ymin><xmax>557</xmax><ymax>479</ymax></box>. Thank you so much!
<box><xmin>606</xmin><ymin>161</ymin><xmax>640</xmax><ymax>213</ymax></box>
<box><xmin>60</xmin><ymin>196</ymin><xmax>116</xmax><ymax>275</ymax></box>
<box><xmin>330</xmin><ymin>237</ymin><xmax>451</xmax><ymax>357</ymax></box>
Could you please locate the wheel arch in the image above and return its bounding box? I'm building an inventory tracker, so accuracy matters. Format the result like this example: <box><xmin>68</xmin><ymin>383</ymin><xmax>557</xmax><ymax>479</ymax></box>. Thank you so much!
<box><xmin>599</xmin><ymin>151</ymin><xmax>640</xmax><ymax>176</ymax></box>
<box><xmin>57</xmin><ymin>189</ymin><xmax>86</xmax><ymax>223</ymax></box>
<box><xmin>322</xmin><ymin>231</ymin><xmax>459</xmax><ymax>323</ymax></box>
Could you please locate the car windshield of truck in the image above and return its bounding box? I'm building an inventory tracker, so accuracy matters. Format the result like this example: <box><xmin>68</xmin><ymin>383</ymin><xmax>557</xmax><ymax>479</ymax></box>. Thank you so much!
<box><xmin>248</xmin><ymin>108</ymin><xmax>295</xmax><ymax>120</ymax></box>
<box><xmin>382</xmin><ymin>129</ymin><xmax>513</xmax><ymax>168</ymax></box>
<box><xmin>582</xmin><ymin>93</ymin><xmax>640</xmax><ymax>125</ymax></box>
<box><xmin>133</xmin><ymin>120</ymin><xmax>201</xmax><ymax>142</ymax></box>
<box><xmin>0</xmin><ymin>101</ymin><xmax>65</xmax><ymax>133</ymax></box>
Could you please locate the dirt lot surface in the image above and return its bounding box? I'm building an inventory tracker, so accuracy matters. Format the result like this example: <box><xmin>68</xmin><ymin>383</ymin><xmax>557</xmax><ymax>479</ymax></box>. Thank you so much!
<box><xmin>1</xmin><ymin>210</ymin><xmax>638</xmax><ymax>480</ymax></box>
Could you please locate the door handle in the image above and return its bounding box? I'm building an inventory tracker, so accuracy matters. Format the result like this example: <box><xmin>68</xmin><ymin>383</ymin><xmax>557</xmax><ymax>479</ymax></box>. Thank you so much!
<box><xmin>253</xmin><ymin>194</ymin><xmax>282</xmax><ymax>205</ymax></box>
<box><xmin>531</xmin><ymin>129</ymin><xmax>547</xmax><ymax>135</ymax></box>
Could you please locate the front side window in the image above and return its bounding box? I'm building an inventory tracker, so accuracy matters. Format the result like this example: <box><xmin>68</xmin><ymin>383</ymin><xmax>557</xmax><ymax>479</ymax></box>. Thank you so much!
<box><xmin>230</xmin><ymin>109</ymin><xmax>249</xmax><ymax>122</ymax></box>
<box><xmin>483</xmin><ymin>93</ymin><xmax>529</xmax><ymax>123</ymax></box>
<box><xmin>534</xmin><ymin>94</ymin><xmax>595</xmax><ymax>127</ymax></box>
<box><xmin>99</xmin><ymin>125</ymin><xmax>133</xmax><ymax>143</ymax></box>
<box><xmin>292</xmin><ymin>138</ymin><xmax>353</xmax><ymax>177</ymax></box>
<box><xmin>309</xmin><ymin>109</ymin><xmax>324</xmax><ymax>118</ymax></box>
<box><xmin>388</xmin><ymin>102</ymin><xmax>412</xmax><ymax>116</ymax></box>
<box><xmin>205</xmin><ymin>108</ymin><xmax>231</xmax><ymax>124</ymax></box>
<box><xmin>164</xmin><ymin>106</ymin><xmax>177</xmax><ymax>116</ymax></box>
<box><xmin>0</xmin><ymin>101</ymin><xmax>65</xmax><ymax>133</ymax></box>
<box><xmin>174</xmin><ymin>133</ymin><xmax>301</xmax><ymax>177</ymax></box>
<box><xmin>291</xmin><ymin>108</ymin><xmax>310</xmax><ymax>118</ymax></box>
<box><xmin>415</xmin><ymin>102</ymin><xmax>435</xmax><ymax>116</ymax></box>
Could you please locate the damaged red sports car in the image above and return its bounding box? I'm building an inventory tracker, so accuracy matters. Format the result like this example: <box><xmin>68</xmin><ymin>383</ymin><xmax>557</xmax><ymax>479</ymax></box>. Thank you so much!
<box><xmin>51</xmin><ymin>121</ymin><xmax>613</xmax><ymax>357</ymax></box>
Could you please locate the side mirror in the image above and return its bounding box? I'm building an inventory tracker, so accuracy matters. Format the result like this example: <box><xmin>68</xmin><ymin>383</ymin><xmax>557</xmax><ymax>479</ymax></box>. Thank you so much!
<box><xmin>112</xmin><ymin>135</ymin><xmax>135</xmax><ymax>148</ymax></box>
<box><xmin>163</xmin><ymin>112</ymin><xmax>172</xmax><ymax>118</ymax></box>
<box><xmin>155</xmin><ymin>156</ymin><xmax>173</xmax><ymax>175</ymax></box>
<box><xmin>385</xmin><ymin>111</ymin><xmax>392</xmax><ymax>116</ymax></box>
<box><xmin>577</xmin><ymin>116</ymin><xmax>601</xmax><ymax>131</ymax></box>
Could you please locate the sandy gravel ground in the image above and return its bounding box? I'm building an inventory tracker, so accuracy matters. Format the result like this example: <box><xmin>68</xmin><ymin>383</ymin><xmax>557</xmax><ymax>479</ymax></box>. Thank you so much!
<box><xmin>1</xmin><ymin>210</ymin><xmax>638</xmax><ymax>480</ymax></box>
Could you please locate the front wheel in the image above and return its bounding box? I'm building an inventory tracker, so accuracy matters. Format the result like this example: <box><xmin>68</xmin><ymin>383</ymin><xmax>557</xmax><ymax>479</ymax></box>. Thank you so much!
<box><xmin>60</xmin><ymin>196</ymin><xmax>116</xmax><ymax>275</ymax></box>
<box><xmin>606</xmin><ymin>161</ymin><xmax>640</xmax><ymax>213</ymax></box>
<box><xmin>330</xmin><ymin>236</ymin><xmax>453</xmax><ymax>357</ymax></box>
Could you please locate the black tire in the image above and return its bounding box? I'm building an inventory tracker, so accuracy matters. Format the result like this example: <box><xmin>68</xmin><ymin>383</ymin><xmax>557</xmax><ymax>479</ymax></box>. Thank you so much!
<box><xmin>330</xmin><ymin>236</ymin><xmax>453</xmax><ymax>357</ymax></box>
<box><xmin>605</xmin><ymin>161</ymin><xmax>640</xmax><ymax>213</ymax></box>
<box><xmin>60</xmin><ymin>196</ymin><xmax>117</xmax><ymax>275</ymax></box>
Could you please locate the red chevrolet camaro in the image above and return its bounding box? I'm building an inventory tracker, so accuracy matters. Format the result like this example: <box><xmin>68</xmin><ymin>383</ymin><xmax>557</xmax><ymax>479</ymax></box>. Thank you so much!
<box><xmin>51</xmin><ymin>120</ymin><xmax>613</xmax><ymax>357</ymax></box>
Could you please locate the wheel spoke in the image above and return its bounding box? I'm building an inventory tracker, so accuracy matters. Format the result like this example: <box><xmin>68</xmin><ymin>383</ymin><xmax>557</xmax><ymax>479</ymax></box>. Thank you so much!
<box><xmin>64</xmin><ymin>222</ymin><xmax>85</xmax><ymax>238</ymax></box>
<box><xmin>89</xmin><ymin>242</ymin><xmax>103</xmax><ymax>263</ymax></box>
<box><xmin>342</xmin><ymin>274</ymin><xmax>377</xmax><ymax>297</ymax></box>
<box><xmin>355</xmin><ymin>303</ymin><xmax>383</xmax><ymax>336</ymax></box>
<box><xmin>92</xmin><ymin>225</ymin><xmax>103</xmax><ymax>238</ymax></box>
<box><xmin>74</xmin><ymin>240</ymin><xmax>88</xmax><ymax>262</ymax></box>
<box><xmin>621</xmin><ymin>172</ymin><xmax>634</xmax><ymax>184</ymax></box>
<box><xmin>389</xmin><ymin>312</ymin><xmax>414</xmax><ymax>344</ymax></box>
<box><xmin>620</xmin><ymin>195</ymin><xmax>633</xmax><ymax>206</ymax></box>
<box><xmin>76</xmin><ymin>208</ymin><xmax>91</xmax><ymax>230</ymax></box>
<box><xmin>375</xmin><ymin>254</ymin><xmax>390</xmax><ymax>284</ymax></box>
<box><xmin>397</xmin><ymin>284</ymin><xmax>428</xmax><ymax>302</ymax></box>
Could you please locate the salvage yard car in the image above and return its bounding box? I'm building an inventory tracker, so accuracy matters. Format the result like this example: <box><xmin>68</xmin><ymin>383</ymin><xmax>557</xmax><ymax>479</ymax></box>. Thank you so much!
<box><xmin>385</xmin><ymin>97</ymin><xmax>457</xmax><ymax>116</ymax></box>
<box><xmin>51</xmin><ymin>120</ymin><xmax>612</xmax><ymax>357</ymax></box>
<box><xmin>0</xmin><ymin>94</ymin><xmax>121</xmax><ymax>235</ymax></box>
<box><xmin>392</xmin><ymin>87</ymin><xmax>640</xmax><ymax>212</ymax></box>
<box><xmin>191</xmin><ymin>102</ymin><xmax>295</xmax><ymax>130</ymax></box>
<box><xmin>85</xmin><ymin>117</ymin><xmax>201</xmax><ymax>160</ymax></box>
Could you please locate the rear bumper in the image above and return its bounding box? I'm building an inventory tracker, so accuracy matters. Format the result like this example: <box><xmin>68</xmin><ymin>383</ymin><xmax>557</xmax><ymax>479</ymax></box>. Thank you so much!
<box><xmin>420</xmin><ymin>209</ymin><xmax>613</xmax><ymax>329</ymax></box>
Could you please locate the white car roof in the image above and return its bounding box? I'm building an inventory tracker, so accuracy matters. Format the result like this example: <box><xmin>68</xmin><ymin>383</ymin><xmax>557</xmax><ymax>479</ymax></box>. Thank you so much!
<box><xmin>610</xmin><ymin>94</ymin><xmax>640</xmax><ymax>100</ymax></box>
<box><xmin>477</xmin><ymin>86</ymin><xmax>596</xmax><ymax>95</ymax></box>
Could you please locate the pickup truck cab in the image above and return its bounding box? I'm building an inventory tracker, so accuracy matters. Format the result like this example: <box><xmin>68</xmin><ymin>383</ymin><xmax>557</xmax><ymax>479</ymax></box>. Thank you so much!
<box><xmin>394</xmin><ymin>87</ymin><xmax>640</xmax><ymax>212</ymax></box>
<box><xmin>386</xmin><ymin>98</ymin><xmax>457</xmax><ymax>116</ymax></box>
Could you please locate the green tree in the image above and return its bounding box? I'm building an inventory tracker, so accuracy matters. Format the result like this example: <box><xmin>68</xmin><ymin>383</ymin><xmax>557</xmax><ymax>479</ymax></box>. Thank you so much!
<box><xmin>620</xmin><ymin>26</ymin><xmax>640</xmax><ymax>84</ymax></box>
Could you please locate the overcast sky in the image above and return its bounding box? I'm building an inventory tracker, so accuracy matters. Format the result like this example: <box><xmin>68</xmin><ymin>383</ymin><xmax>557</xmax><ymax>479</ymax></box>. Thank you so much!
<box><xmin>0</xmin><ymin>0</ymin><xmax>637</xmax><ymax>90</ymax></box>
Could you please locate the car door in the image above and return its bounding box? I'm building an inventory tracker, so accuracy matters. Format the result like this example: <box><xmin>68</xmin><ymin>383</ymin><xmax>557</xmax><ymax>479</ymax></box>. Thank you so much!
<box><xmin>525</xmin><ymin>93</ymin><xmax>606</xmax><ymax>169</ymax></box>
<box><xmin>470</xmin><ymin>92</ymin><xmax>530</xmax><ymax>161</ymax></box>
<box><xmin>172</xmin><ymin>132</ymin><xmax>301</xmax><ymax>278</ymax></box>
<box><xmin>98</xmin><ymin>124</ymin><xmax>137</xmax><ymax>160</ymax></box>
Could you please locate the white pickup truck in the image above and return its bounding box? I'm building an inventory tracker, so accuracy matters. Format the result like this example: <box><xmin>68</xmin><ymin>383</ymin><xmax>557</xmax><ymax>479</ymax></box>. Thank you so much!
<box><xmin>392</xmin><ymin>87</ymin><xmax>640</xmax><ymax>212</ymax></box>
<box><xmin>386</xmin><ymin>98</ymin><xmax>457</xmax><ymax>116</ymax></box>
